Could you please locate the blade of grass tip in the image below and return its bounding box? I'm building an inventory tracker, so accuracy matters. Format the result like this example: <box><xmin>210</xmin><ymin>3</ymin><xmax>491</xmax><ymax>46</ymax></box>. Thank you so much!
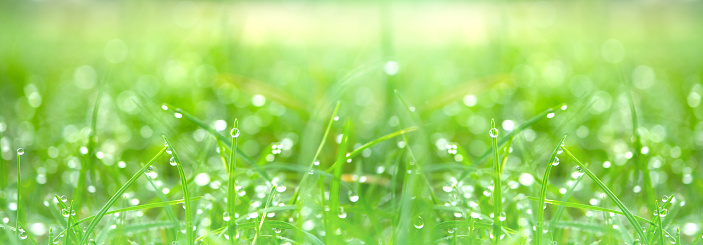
<box><xmin>536</xmin><ymin>135</ymin><xmax>567</xmax><ymax>245</ymax></box>
<box><xmin>163</xmin><ymin>136</ymin><xmax>194</xmax><ymax>245</ymax></box>
<box><xmin>80</xmin><ymin>146</ymin><xmax>167</xmax><ymax>245</ymax></box>
<box><xmin>458</xmin><ymin>107</ymin><xmax>557</xmax><ymax>182</ymax></box>
<box><xmin>329</xmin><ymin>119</ymin><xmax>352</xmax><ymax>244</ymax></box>
<box><xmin>17</xmin><ymin>221</ymin><xmax>37</xmax><ymax>244</ymax></box>
<box><xmin>252</xmin><ymin>186</ymin><xmax>276</xmax><ymax>245</ymax></box>
<box><xmin>290</xmin><ymin>101</ymin><xmax>340</xmax><ymax>205</ymax></box>
<box><xmin>161</xmin><ymin>104</ymin><xmax>270</xmax><ymax>182</ymax></box>
<box><xmin>54</xmin><ymin>195</ymin><xmax>82</xmax><ymax>243</ymax></box>
<box><xmin>325</xmin><ymin>126</ymin><xmax>418</xmax><ymax>174</ymax></box>
<box><xmin>675</xmin><ymin>228</ymin><xmax>680</xmax><ymax>245</ymax></box>
<box><xmin>227</xmin><ymin>118</ymin><xmax>239</xmax><ymax>243</ymax></box>
<box><xmin>561</xmin><ymin>146</ymin><xmax>649</xmax><ymax>244</ymax></box>
<box><xmin>489</xmin><ymin>119</ymin><xmax>502</xmax><ymax>244</ymax></box>
<box><xmin>648</xmin><ymin>195</ymin><xmax>674</xmax><ymax>243</ymax></box>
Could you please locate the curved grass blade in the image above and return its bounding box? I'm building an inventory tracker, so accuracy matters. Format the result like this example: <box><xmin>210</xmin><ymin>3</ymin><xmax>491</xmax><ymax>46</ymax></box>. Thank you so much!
<box><xmin>252</xmin><ymin>186</ymin><xmax>276</xmax><ymax>245</ymax></box>
<box><xmin>536</xmin><ymin>135</ymin><xmax>567</xmax><ymax>244</ymax></box>
<box><xmin>163</xmin><ymin>136</ymin><xmax>194</xmax><ymax>245</ymax></box>
<box><xmin>325</xmin><ymin>126</ymin><xmax>417</xmax><ymax>173</ymax></box>
<box><xmin>161</xmin><ymin>104</ymin><xmax>271</xmax><ymax>182</ymax></box>
<box><xmin>69</xmin><ymin>197</ymin><xmax>203</xmax><ymax>227</ymax></box>
<box><xmin>80</xmin><ymin>146</ymin><xmax>167</xmax><ymax>245</ymax></box>
<box><xmin>457</xmin><ymin>107</ymin><xmax>557</xmax><ymax>182</ymax></box>
<box><xmin>17</xmin><ymin>221</ymin><xmax>37</xmax><ymax>245</ymax></box>
<box><xmin>561</xmin><ymin>146</ymin><xmax>649</xmax><ymax>244</ymax></box>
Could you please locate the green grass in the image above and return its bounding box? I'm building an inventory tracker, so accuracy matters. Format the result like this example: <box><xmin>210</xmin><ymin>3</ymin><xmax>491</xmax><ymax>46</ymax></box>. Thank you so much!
<box><xmin>1</xmin><ymin>1</ymin><xmax>703</xmax><ymax>244</ymax></box>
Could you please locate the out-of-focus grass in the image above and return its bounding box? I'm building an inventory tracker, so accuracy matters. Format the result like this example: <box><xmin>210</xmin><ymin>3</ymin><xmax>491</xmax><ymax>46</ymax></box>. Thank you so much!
<box><xmin>1</xmin><ymin>1</ymin><xmax>703</xmax><ymax>244</ymax></box>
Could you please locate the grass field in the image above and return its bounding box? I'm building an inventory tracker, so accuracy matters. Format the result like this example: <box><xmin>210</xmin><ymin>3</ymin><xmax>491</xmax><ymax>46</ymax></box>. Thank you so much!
<box><xmin>1</xmin><ymin>1</ymin><xmax>703</xmax><ymax>244</ymax></box>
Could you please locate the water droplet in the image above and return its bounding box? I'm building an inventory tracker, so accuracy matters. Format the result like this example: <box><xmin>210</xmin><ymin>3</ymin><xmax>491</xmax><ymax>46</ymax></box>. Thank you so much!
<box><xmin>658</xmin><ymin>208</ymin><xmax>668</xmax><ymax>218</ymax></box>
<box><xmin>552</xmin><ymin>157</ymin><xmax>560</xmax><ymax>166</ymax></box>
<box><xmin>61</xmin><ymin>209</ymin><xmax>70</xmax><ymax>218</ymax></box>
<box><xmin>17</xmin><ymin>148</ymin><xmax>24</xmax><ymax>155</ymax></box>
<box><xmin>333</xmin><ymin>116</ymin><xmax>339</xmax><ymax>121</ymax></box>
<box><xmin>223</xmin><ymin>212</ymin><xmax>231</xmax><ymax>222</ymax></box>
<box><xmin>170</xmin><ymin>157</ymin><xmax>177</xmax><ymax>166</ymax></box>
<box><xmin>413</xmin><ymin>216</ymin><xmax>424</xmax><ymax>229</ymax></box>
<box><xmin>161</xmin><ymin>104</ymin><xmax>168</xmax><ymax>110</ymax></box>
<box><xmin>561</xmin><ymin>104</ymin><xmax>568</xmax><ymax>110</ymax></box>
<box><xmin>489</xmin><ymin>128</ymin><xmax>499</xmax><ymax>138</ymax></box>
<box><xmin>60</xmin><ymin>195</ymin><xmax>68</xmax><ymax>202</ymax></box>
<box><xmin>18</xmin><ymin>231</ymin><xmax>27</xmax><ymax>240</ymax></box>
<box><xmin>174</xmin><ymin>112</ymin><xmax>183</xmax><ymax>119</ymax></box>
<box><xmin>576</xmin><ymin>166</ymin><xmax>583</xmax><ymax>173</ymax></box>
<box><xmin>547</xmin><ymin>112</ymin><xmax>555</xmax><ymax>118</ymax></box>
<box><xmin>499</xmin><ymin>212</ymin><xmax>507</xmax><ymax>221</ymax></box>
<box><xmin>662</xmin><ymin>195</ymin><xmax>669</xmax><ymax>202</ymax></box>
<box><xmin>230</xmin><ymin>128</ymin><xmax>240</xmax><ymax>138</ymax></box>
<box><xmin>349</xmin><ymin>195</ymin><xmax>359</xmax><ymax>203</ymax></box>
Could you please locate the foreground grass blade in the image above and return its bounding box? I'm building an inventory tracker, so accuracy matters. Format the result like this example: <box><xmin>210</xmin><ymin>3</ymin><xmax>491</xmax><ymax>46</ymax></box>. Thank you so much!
<box><xmin>329</xmin><ymin>119</ymin><xmax>352</xmax><ymax>243</ymax></box>
<box><xmin>163</xmin><ymin>136</ymin><xmax>194</xmax><ymax>245</ymax></box>
<box><xmin>490</xmin><ymin>119</ymin><xmax>502</xmax><ymax>244</ymax></box>
<box><xmin>458</xmin><ymin>107</ymin><xmax>557</xmax><ymax>182</ymax></box>
<box><xmin>80</xmin><ymin>146</ymin><xmax>167</xmax><ymax>245</ymax></box>
<box><xmin>252</xmin><ymin>186</ymin><xmax>276</xmax><ymax>245</ymax></box>
<box><xmin>290</xmin><ymin>101</ymin><xmax>339</xmax><ymax>205</ymax></box>
<box><xmin>536</xmin><ymin>135</ymin><xmax>567</xmax><ymax>244</ymax></box>
<box><xmin>228</xmin><ymin>119</ymin><xmax>239</xmax><ymax>244</ymax></box>
<box><xmin>325</xmin><ymin>126</ymin><xmax>417</xmax><ymax>173</ymax></box>
<box><xmin>162</xmin><ymin>104</ymin><xmax>271</xmax><ymax>182</ymax></box>
<box><xmin>17</xmin><ymin>221</ymin><xmax>37</xmax><ymax>245</ymax></box>
<box><xmin>561</xmin><ymin>146</ymin><xmax>649</xmax><ymax>244</ymax></box>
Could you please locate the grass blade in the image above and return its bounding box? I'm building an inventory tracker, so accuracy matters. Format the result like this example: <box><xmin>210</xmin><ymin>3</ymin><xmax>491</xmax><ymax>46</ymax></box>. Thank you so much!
<box><xmin>457</xmin><ymin>107</ymin><xmax>557</xmax><ymax>182</ymax></box>
<box><xmin>328</xmin><ymin>119</ymin><xmax>352</xmax><ymax>243</ymax></box>
<box><xmin>162</xmin><ymin>136</ymin><xmax>194</xmax><ymax>245</ymax></box>
<box><xmin>252</xmin><ymin>186</ymin><xmax>277</xmax><ymax>245</ymax></box>
<box><xmin>490</xmin><ymin>119</ymin><xmax>502</xmax><ymax>244</ymax></box>
<box><xmin>536</xmin><ymin>135</ymin><xmax>567</xmax><ymax>244</ymax></box>
<box><xmin>561</xmin><ymin>146</ymin><xmax>649</xmax><ymax>244</ymax></box>
<box><xmin>227</xmin><ymin>118</ymin><xmax>239</xmax><ymax>243</ymax></box>
<box><xmin>290</xmin><ymin>101</ymin><xmax>340</xmax><ymax>205</ymax></box>
<box><xmin>161</xmin><ymin>104</ymin><xmax>271</xmax><ymax>182</ymax></box>
<box><xmin>80</xmin><ymin>146</ymin><xmax>167</xmax><ymax>245</ymax></box>
<box><xmin>325</xmin><ymin>126</ymin><xmax>418</xmax><ymax>173</ymax></box>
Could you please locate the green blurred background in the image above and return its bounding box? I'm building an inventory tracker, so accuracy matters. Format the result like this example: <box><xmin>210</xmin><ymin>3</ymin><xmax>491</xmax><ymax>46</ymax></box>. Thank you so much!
<box><xmin>1</xmin><ymin>0</ymin><xmax>703</xmax><ymax>243</ymax></box>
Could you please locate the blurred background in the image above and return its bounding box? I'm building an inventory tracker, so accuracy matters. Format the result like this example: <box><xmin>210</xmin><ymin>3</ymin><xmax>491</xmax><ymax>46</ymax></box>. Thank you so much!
<box><xmin>1</xmin><ymin>0</ymin><xmax>703</xmax><ymax>243</ymax></box>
